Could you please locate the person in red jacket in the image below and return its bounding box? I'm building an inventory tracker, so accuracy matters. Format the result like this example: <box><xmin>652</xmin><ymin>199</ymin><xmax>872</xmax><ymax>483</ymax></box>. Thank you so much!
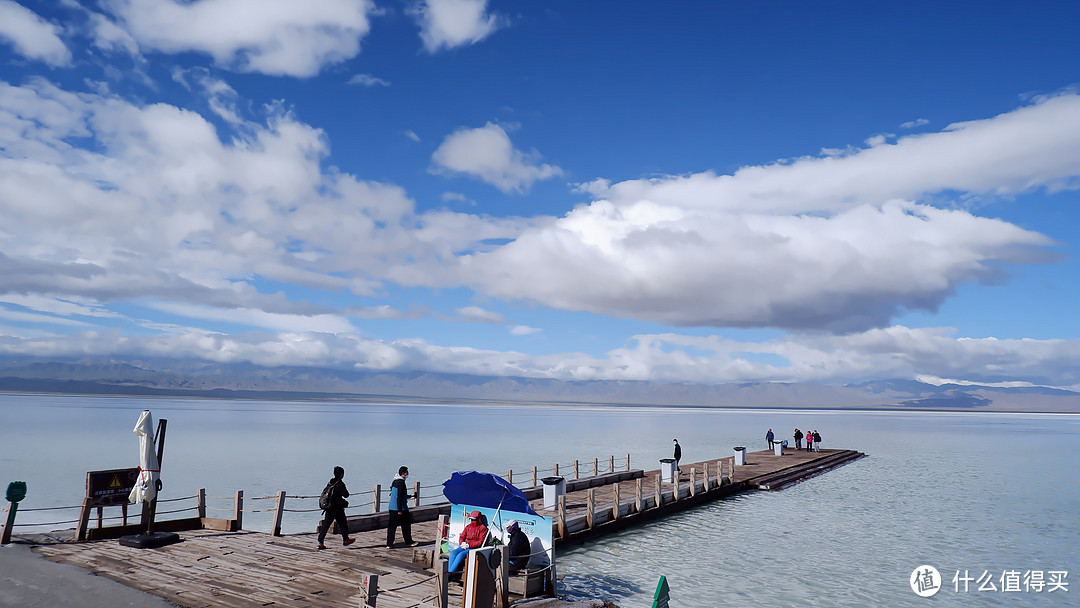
<box><xmin>448</xmin><ymin>511</ymin><xmax>489</xmax><ymax>572</ymax></box>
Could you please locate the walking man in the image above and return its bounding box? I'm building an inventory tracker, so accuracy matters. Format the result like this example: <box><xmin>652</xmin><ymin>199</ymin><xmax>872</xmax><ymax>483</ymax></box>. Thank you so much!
<box><xmin>387</xmin><ymin>465</ymin><xmax>414</xmax><ymax>548</ymax></box>
<box><xmin>318</xmin><ymin>466</ymin><xmax>355</xmax><ymax>550</ymax></box>
<box><xmin>673</xmin><ymin>438</ymin><xmax>682</xmax><ymax>473</ymax></box>
<box><xmin>766</xmin><ymin>428</ymin><xmax>775</xmax><ymax>449</ymax></box>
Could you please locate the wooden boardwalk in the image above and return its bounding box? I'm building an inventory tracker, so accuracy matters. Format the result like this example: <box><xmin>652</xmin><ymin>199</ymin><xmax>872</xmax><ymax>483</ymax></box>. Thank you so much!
<box><xmin>31</xmin><ymin>447</ymin><xmax>865</xmax><ymax>608</ymax></box>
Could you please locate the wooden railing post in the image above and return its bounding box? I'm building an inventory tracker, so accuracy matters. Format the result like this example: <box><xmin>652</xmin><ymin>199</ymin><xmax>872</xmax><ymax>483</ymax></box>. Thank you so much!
<box><xmin>496</xmin><ymin>545</ymin><xmax>510</xmax><ymax>608</ymax></box>
<box><xmin>672</xmin><ymin>475</ymin><xmax>679</xmax><ymax>502</ymax></box>
<box><xmin>506</xmin><ymin>469</ymin><xmax>513</xmax><ymax>485</ymax></box>
<box><xmin>233</xmin><ymin>490</ymin><xmax>243</xmax><ymax>531</ymax></box>
<box><xmin>609</xmin><ymin>455</ymin><xmax>615</xmax><ymax>475</ymax></box>
<box><xmin>593</xmin><ymin>457</ymin><xmax>599</xmax><ymax>477</ymax></box>
<box><xmin>613</xmin><ymin>483</ymin><xmax>621</xmax><ymax>520</ymax></box>
<box><xmin>433</xmin><ymin>514</ymin><xmax>447</xmax><ymax>566</ymax></box>
<box><xmin>586</xmin><ymin>489</ymin><xmax>595</xmax><ymax>529</ymax></box>
<box><xmin>360</xmin><ymin>573</ymin><xmax>378</xmax><ymax>607</ymax></box>
<box><xmin>373</xmin><ymin>484</ymin><xmax>381</xmax><ymax>514</ymax></box>
<box><xmin>635</xmin><ymin>478</ymin><xmax>643</xmax><ymax>514</ymax></box>
<box><xmin>557</xmin><ymin>495</ymin><xmax>567</xmax><ymax>539</ymax></box>
<box><xmin>626</xmin><ymin>453</ymin><xmax>631</xmax><ymax>471</ymax></box>
<box><xmin>412</xmin><ymin>481</ymin><xmax>420</xmax><ymax>508</ymax></box>
<box><xmin>553</xmin><ymin>463</ymin><xmax>559</xmax><ymax>477</ymax></box>
<box><xmin>654</xmin><ymin>474</ymin><xmax>662</xmax><ymax>508</ymax></box>
<box><xmin>272</xmin><ymin>490</ymin><xmax>286</xmax><ymax>536</ymax></box>
<box><xmin>573</xmin><ymin>460</ymin><xmax>579</xmax><ymax>480</ymax></box>
<box><xmin>434</xmin><ymin>553</ymin><xmax>449</xmax><ymax>608</ymax></box>
<box><xmin>197</xmin><ymin>488</ymin><xmax>206</xmax><ymax>518</ymax></box>
<box><xmin>690</xmin><ymin>468</ymin><xmax>697</xmax><ymax>497</ymax></box>
<box><xmin>531</xmin><ymin>466</ymin><xmax>537</xmax><ymax>487</ymax></box>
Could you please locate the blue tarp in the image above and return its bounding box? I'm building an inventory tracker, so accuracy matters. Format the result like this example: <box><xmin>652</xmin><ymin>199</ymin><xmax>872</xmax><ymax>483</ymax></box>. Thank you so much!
<box><xmin>442</xmin><ymin>471</ymin><xmax>538</xmax><ymax>516</ymax></box>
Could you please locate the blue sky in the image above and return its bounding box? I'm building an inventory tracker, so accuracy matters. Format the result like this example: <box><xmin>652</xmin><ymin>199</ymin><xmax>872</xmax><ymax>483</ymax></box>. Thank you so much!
<box><xmin>2</xmin><ymin>0</ymin><xmax>1080</xmax><ymax>389</ymax></box>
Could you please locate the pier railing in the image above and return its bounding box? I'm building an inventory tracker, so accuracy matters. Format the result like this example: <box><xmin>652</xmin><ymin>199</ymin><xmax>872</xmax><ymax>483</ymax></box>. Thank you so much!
<box><xmin>2</xmin><ymin>453</ymin><xmax>636</xmax><ymax>542</ymax></box>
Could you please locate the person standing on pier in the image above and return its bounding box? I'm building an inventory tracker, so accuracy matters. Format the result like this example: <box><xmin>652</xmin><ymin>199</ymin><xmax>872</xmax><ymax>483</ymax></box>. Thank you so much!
<box><xmin>813</xmin><ymin>430</ymin><xmax>822</xmax><ymax>452</ymax></box>
<box><xmin>766</xmin><ymin>428</ymin><xmax>775</xmax><ymax>449</ymax></box>
<box><xmin>805</xmin><ymin>430</ymin><xmax>814</xmax><ymax>452</ymax></box>
<box><xmin>794</xmin><ymin>428</ymin><xmax>803</xmax><ymax>450</ymax></box>
<box><xmin>673</xmin><ymin>438</ymin><xmax>682</xmax><ymax>473</ymax></box>
<box><xmin>386</xmin><ymin>465</ymin><xmax>414</xmax><ymax>548</ymax></box>
<box><xmin>317</xmin><ymin>466</ymin><xmax>355</xmax><ymax>550</ymax></box>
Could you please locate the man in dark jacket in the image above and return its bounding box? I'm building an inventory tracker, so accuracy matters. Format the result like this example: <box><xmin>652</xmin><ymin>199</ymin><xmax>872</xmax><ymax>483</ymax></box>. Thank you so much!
<box><xmin>505</xmin><ymin>520</ymin><xmax>531</xmax><ymax>573</ymax></box>
<box><xmin>387</xmin><ymin>465</ymin><xmax>414</xmax><ymax>548</ymax></box>
<box><xmin>673</xmin><ymin>439</ymin><xmax>682</xmax><ymax>473</ymax></box>
<box><xmin>318</xmin><ymin>466</ymin><xmax>355</xmax><ymax>549</ymax></box>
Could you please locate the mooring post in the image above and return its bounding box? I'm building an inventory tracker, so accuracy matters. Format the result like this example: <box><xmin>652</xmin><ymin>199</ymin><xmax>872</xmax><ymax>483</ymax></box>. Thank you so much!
<box><xmin>586</xmin><ymin>489</ymin><xmax>595</xmax><ymax>529</ymax></box>
<box><xmin>373</xmin><ymin>484</ymin><xmax>381</xmax><ymax>514</ymax></box>
<box><xmin>703</xmin><ymin>462</ymin><xmax>711</xmax><ymax>490</ymax></box>
<box><xmin>272</xmin><ymin>490</ymin><xmax>286</xmax><ymax>537</ymax></box>
<box><xmin>654</xmin><ymin>474</ymin><xmax>662</xmax><ymax>508</ymax></box>
<box><xmin>690</xmin><ymin>468</ymin><xmax>697</xmax><ymax>497</ymax></box>
<box><xmin>360</xmin><ymin>573</ymin><xmax>378</xmax><ymax>607</ymax></box>
<box><xmin>557</xmin><ymin>494</ymin><xmax>567</xmax><ymax>539</ymax></box>
<box><xmin>672</xmin><ymin>474</ymin><xmax>679</xmax><ymax>502</ymax></box>
<box><xmin>613</xmin><ymin>483</ymin><xmax>621</xmax><ymax>520</ymax></box>
<box><xmin>434</xmin><ymin>554</ymin><xmax>449</xmax><ymax>608</ymax></box>
<box><xmin>635</xmin><ymin>477</ymin><xmax>643</xmax><ymax>514</ymax></box>
<box><xmin>233</xmin><ymin>490</ymin><xmax>243</xmax><ymax>531</ymax></box>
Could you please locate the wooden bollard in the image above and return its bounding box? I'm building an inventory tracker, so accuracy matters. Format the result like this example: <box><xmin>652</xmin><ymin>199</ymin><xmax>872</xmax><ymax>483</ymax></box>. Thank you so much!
<box><xmin>434</xmin><ymin>557</ymin><xmax>449</xmax><ymax>608</ymax></box>
<box><xmin>233</xmin><ymin>490</ymin><xmax>244</xmax><ymax>531</ymax></box>
<box><xmin>557</xmin><ymin>494</ymin><xmax>567</xmax><ymax>538</ymax></box>
<box><xmin>704</xmin><ymin>462</ymin><xmax>711</xmax><ymax>490</ymax></box>
<box><xmin>586</xmin><ymin>489</ymin><xmax>595</xmax><ymax>529</ymax></box>
<box><xmin>690</xmin><ymin>468</ymin><xmax>697</xmax><ymax>497</ymax></box>
<box><xmin>635</xmin><ymin>478</ymin><xmax>644</xmax><ymax>514</ymax></box>
<box><xmin>412</xmin><ymin>481</ymin><xmax>420</xmax><ymax>508</ymax></box>
<box><xmin>671</xmin><ymin>474</ymin><xmax>679</xmax><ymax>502</ymax></box>
<box><xmin>373</xmin><ymin>484</ymin><xmax>381</xmax><ymax>513</ymax></box>
<box><xmin>272</xmin><ymin>491</ymin><xmax>286</xmax><ymax>537</ymax></box>
<box><xmin>361</xmin><ymin>573</ymin><xmax>378</xmax><ymax>607</ymax></box>
<box><xmin>613</xmin><ymin>483</ymin><xmax>621</xmax><ymax>520</ymax></box>
<box><xmin>654</xmin><ymin>474</ymin><xmax>662</xmax><ymax>508</ymax></box>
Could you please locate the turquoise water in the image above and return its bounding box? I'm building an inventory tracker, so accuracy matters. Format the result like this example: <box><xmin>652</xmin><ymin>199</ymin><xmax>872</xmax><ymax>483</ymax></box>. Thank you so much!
<box><xmin>1</xmin><ymin>395</ymin><xmax>1077</xmax><ymax>606</ymax></box>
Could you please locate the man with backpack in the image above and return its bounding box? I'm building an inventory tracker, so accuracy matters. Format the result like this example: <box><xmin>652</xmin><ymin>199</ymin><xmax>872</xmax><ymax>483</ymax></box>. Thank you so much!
<box><xmin>386</xmin><ymin>465</ymin><xmax>415</xmax><ymax>548</ymax></box>
<box><xmin>317</xmin><ymin>466</ymin><xmax>355</xmax><ymax>550</ymax></box>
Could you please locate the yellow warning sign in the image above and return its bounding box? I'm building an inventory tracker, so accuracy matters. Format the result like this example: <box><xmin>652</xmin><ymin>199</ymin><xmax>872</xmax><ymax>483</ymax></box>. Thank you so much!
<box><xmin>108</xmin><ymin>475</ymin><xmax>122</xmax><ymax>489</ymax></box>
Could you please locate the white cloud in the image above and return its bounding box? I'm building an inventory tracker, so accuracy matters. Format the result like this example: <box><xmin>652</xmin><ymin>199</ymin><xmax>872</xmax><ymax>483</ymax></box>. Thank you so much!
<box><xmin>145</xmin><ymin>301</ymin><xmax>356</xmax><ymax>333</ymax></box>
<box><xmin>411</xmin><ymin>0</ymin><xmax>502</xmax><ymax>53</ymax></box>
<box><xmin>451</xmin><ymin>94</ymin><xmax>1080</xmax><ymax>331</ymax></box>
<box><xmin>900</xmin><ymin>118</ymin><xmax>929</xmax><ymax>129</ymax></box>
<box><xmin>404</xmin><ymin>129</ymin><xmax>421</xmax><ymax>142</ymax></box>
<box><xmin>454</xmin><ymin>305</ymin><xmax>504</xmax><ymax>324</ymax></box>
<box><xmin>510</xmin><ymin>325</ymin><xmax>541</xmax><ymax>336</ymax></box>
<box><xmin>101</xmin><ymin>0</ymin><xmax>375</xmax><ymax>77</ymax></box>
<box><xmin>2</xmin><ymin>325</ymin><xmax>1079</xmax><ymax>387</ymax></box>
<box><xmin>348</xmin><ymin>73</ymin><xmax>390</xmax><ymax>87</ymax></box>
<box><xmin>431</xmin><ymin>122</ymin><xmax>562</xmax><ymax>193</ymax></box>
<box><xmin>0</xmin><ymin>0</ymin><xmax>72</xmax><ymax>66</ymax></box>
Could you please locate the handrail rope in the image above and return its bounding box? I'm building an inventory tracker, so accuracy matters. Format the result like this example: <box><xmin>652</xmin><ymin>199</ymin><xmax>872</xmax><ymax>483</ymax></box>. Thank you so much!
<box><xmin>16</xmin><ymin>504</ymin><xmax>83</xmax><ymax>512</ymax></box>
<box><xmin>240</xmin><ymin>507</ymin><xmax>279</xmax><ymax>513</ymax></box>
<box><xmin>381</xmin><ymin>573</ymin><xmax>438</xmax><ymax>592</ymax></box>
<box><xmin>156</xmin><ymin>494</ymin><xmax>198</xmax><ymax>503</ymax></box>
<box><xmin>204</xmin><ymin>494</ymin><xmax>236</xmax><ymax>500</ymax></box>
<box><xmin>283</xmin><ymin>507</ymin><xmax>322</xmax><ymax>513</ymax></box>
<box><xmin>155</xmin><ymin>505</ymin><xmax>197</xmax><ymax>516</ymax></box>
<box><xmin>247</xmin><ymin>495</ymin><xmax>279</xmax><ymax>501</ymax></box>
<box><xmin>13</xmin><ymin>518</ymin><xmax>81</xmax><ymax>526</ymax></box>
<box><xmin>286</xmin><ymin>494</ymin><xmax>318</xmax><ymax>499</ymax></box>
<box><xmin>205</xmin><ymin>506</ymin><xmax>233</xmax><ymax>512</ymax></box>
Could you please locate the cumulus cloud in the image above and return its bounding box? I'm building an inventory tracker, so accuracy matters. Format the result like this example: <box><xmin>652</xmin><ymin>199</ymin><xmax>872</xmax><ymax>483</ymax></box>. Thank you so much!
<box><xmin>451</xmin><ymin>94</ymin><xmax>1080</xmax><ymax>331</ymax></box>
<box><xmin>453</xmin><ymin>305</ymin><xmax>505</xmax><ymax>324</ymax></box>
<box><xmin>411</xmin><ymin>0</ymin><xmax>502</xmax><ymax>53</ymax></box>
<box><xmin>431</xmin><ymin>122</ymin><xmax>562</xmax><ymax>193</ymax></box>
<box><xmin>900</xmin><ymin>118</ymin><xmax>929</xmax><ymax>129</ymax></box>
<box><xmin>0</xmin><ymin>0</ymin><xmax>72</xmax><ymax>66</ymax></box>
<box><xmin>99</xmin><ymin>0</ymin><xmax>375</xmax><ymax>77</ymax></box>
<box><xmin>2</xmin><ymin>326</ymin><xmax>1079</xmax><ymax>388</ymax></box>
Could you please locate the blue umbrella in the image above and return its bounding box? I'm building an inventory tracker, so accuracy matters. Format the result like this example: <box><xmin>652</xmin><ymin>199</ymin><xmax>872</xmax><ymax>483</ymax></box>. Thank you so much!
<box><xmin>442</xmin><ymin>471</ymin><xmax>538</xmax><ymax>516</ymax></box>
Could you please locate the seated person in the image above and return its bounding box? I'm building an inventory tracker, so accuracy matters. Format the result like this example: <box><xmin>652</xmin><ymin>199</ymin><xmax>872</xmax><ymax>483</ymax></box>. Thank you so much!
<box><xmin>448</xmin><ymin>511</ymin><xmax>488</xmax><ymax>572</ymax></box>
<box><xmin>505</xmin><ymin>520</ymin><xmax>530</xmax><ymax>574</ymax></box>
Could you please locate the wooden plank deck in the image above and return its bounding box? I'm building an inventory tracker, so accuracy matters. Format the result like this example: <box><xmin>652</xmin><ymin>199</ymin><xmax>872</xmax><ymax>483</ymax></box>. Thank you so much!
<box><xmin>32</xmin><ymin>447</ymin><xmax>865</xmax><ymax>608</ymax></box>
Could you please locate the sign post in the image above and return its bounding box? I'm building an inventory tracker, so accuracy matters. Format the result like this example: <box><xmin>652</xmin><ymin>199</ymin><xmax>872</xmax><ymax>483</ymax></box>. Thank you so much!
<box><xmin>1</xmin><ymin>481</ymin><xmax>27</xmax><ymax>544</ymax></box>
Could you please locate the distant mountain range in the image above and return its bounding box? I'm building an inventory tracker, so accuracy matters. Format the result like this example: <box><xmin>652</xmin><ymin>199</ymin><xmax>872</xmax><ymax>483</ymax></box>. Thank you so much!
<box><xmin>1</xmin><ymin>358</ymin><xmax>1078</xmax><ymax>413</ymax></box>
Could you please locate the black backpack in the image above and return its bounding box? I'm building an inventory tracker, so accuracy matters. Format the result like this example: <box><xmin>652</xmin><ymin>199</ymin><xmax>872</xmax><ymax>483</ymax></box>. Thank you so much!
<box><xmin>319</xmin><ymin>479</ymin><xmax>338</xmax><ymax>511</ymax></box>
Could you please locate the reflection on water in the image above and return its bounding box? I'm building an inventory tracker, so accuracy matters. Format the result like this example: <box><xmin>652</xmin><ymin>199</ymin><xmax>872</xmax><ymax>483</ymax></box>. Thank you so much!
<box><xmin>1</xmin><ymin>395</ymin><xmax>1078</xmax><ymax>607</ymax></box>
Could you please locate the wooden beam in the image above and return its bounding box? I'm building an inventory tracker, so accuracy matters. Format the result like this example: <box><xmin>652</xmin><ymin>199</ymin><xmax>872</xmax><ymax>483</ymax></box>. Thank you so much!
<box><xmin>272</xmin><ymin>491</ymin><xmax>285</xmax><ymax>537</ymax></box>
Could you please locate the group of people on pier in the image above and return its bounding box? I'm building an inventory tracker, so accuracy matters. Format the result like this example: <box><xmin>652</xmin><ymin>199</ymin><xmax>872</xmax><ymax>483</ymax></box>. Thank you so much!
<box><xmin>766</xmin><ymin>428</ymin><xmax>823</xmax><ymax>451</ymax></box>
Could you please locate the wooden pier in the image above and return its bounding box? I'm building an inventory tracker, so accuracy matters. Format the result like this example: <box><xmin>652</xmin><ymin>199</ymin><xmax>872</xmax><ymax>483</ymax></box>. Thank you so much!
<box><xmin>24</xmin><ymin>447</ymin><xmax>865</xmax><ymax>608</ymax></box>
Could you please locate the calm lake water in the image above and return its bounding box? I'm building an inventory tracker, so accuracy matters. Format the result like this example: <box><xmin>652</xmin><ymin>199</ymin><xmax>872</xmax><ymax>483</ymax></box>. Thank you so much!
<box><xmin>1</xmin><ymin>394</ymin><xmax>1078</xmax><ymax>607</ymax></box>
